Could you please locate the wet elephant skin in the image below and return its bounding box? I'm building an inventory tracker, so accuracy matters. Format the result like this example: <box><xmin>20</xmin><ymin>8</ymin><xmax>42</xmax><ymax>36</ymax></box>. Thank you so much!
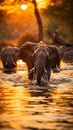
<box><xmin>1</xmin><ymin>46</ymin><xmax>19</xmax><ymax>73</ymax></box>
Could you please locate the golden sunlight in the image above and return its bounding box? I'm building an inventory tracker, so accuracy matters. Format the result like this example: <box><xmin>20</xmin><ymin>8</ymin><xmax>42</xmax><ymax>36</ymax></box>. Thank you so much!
<box><xmin>17</xmin><ymin>59</ymin><xmax>25</xmax><ymax>66</ymax></box>
<box><xmin>20</xmin><ymin>4</ymin><xmax>28</xmax><ymax>10</ymax></box>
<box><xmin>36</xmin><ymin>0</ymin><xmax>50</xmax><ymax>9</ymax></box>
<box><xmin>17</xmin><ymin>59</ymin><xmax>27</xmax><ymax>70</ymax></box>
<box><xmin>0</xmin><ymin>0</ymin><xmax>50</xmax><ymax>14</ymax></box>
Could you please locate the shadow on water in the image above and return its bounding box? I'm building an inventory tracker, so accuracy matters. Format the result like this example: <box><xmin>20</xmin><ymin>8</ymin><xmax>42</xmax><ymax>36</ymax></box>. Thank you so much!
<box><xmin>0</xmin><ymin>61</ymin><xmax>73</xmax><ymax>130</ymax></box>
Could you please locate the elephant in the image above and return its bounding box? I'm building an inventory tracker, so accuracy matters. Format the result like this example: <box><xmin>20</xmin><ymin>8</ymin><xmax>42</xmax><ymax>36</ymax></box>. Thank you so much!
<box><xmin>19</xmin><ymin>41</ymin><xmax>51</xmax><ymax>85</ymax></box>
<box><xmin>63</xmin><ymin>46</ymin><xmax>73</xmax><ymax>62</ymax></box>
<box><xmin>1</xmin><ymin>46</ymin><xmax>19</xmax><ymax>73</ymax></box>
<box><xmin>19</xmin><ymin>41</ymin><xmax>63</xmax><ymax>85</ymax></box>
<box><xmin>30</xmin><ymin>44</ymin><xmax>63</xmax><ymax>85</ymax></box>
<box><xmin>47</xmin><ymin>45</ymin><xmax>63</xmax><ymax>72</ymax></box>
<box><xmin>19</xmin><ymin>41</ymin><xmax>37</xmax><ymax>80</ymax></box>
<box><xmin>29</xmin><ymin>44</ymin><xmax>51</xmax><ymax>85</ymax></box>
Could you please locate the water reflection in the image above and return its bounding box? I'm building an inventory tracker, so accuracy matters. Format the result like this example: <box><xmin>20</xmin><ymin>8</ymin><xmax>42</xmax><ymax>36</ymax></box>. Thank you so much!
<box><xmin>0</xmin><ymin>85</ymin><xmax>31</xmax><ymax>129</ymax></box>
<box><xmin>0</xmin><ymin>61</ymin><xmax>73</xmax><ymax>130</ymax></box>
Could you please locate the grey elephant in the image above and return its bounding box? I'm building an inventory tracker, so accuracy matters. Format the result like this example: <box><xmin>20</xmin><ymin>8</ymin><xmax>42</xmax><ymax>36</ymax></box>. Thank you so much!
<box><xmin>1</xmin><ymin>46</ymin><xmax>19</xmax><ymax>73</ymax></box>
<box><xmin>30</xmin><ymin>44</ymin><xmax>63</xmax><ymax>85</ymax></box>
<box><xmin>47</xmin><ymin>45</ymin><xmax>63</xmax><ymax>72</ymax></box>
<box><xmin>19</xmin><ymin>41</ymin><xmax>63</xmax><ymax>85</ymax></box>
<box><xmin>19</xmin><ymin>41</ymin><xmax>37</xmax><ymax>80</ymax></box>
<box><xmin>63</xmin><ymin>46</ymin><xmax>73</xmax><ymax>62</ymax></box>
<box><xmin>19</xmin><ymin>41</ymin><xmax>51</xmax><ymax>85</ymax></box>
<box><xmin>30</xmin><ymin>45</ymin><xmax>51</xmax><ymax>85</ymax></box>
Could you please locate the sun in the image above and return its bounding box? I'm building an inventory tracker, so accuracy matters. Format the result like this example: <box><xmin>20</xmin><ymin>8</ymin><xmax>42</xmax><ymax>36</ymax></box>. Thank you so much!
<box><xmin>20</xmin><ymin>4</ymin><xmax>28</xmax><ymax>10</ymax></box>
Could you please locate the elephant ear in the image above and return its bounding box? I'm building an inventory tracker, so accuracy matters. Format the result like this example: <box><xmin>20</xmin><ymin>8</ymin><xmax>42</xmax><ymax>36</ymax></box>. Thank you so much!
<box><xmin>46</xmin><ymin>47</ymin><xmax>50</xmax><ymax>56</ymax></box>
<box><xmin>32</xmin><ymin>46</ymin><xmax>39</xmax><ymax>58</ymax></box>
<box><xmin>47</xmin><ymin>45</ymin><xmax>58</xmax><ymax>60</ymax></box>
<box><xmin>1</xmin><ymin>48</ymin><xmax>5</xmax><ymax>57</ymax></box>
<box><xmin>13</xmin><ymin>47</ymin><xmax>20</xmax><ymax>60</ymax></box>
<box><xmin>19</xmin><ymin>41</ymin><xmax>37</xmax><ymax>57</ymax></box>
<box><xmin>58</xmin><ymin>46</ymin><xmax>64</xmax><ymax>59</ymax></box>
<box><xmin>0</xmin><ymin>48</ymin><xmax>6</xmax><ymax>60</ymax></box>
<box><xmin>1</xmin><ymin>47</ymin><xmax>8</xmax><ymax>61</ymax></box>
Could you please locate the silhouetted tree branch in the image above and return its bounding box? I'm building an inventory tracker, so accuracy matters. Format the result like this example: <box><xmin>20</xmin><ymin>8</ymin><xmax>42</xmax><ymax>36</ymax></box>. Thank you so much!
<box><xmin>32</xmin><ymin>0</ymin><xmax>43</xmax><ymax>41</ymax></box>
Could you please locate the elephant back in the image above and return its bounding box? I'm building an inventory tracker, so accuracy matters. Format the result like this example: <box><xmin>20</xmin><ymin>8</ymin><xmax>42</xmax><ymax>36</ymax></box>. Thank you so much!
<box><xmin>19</xmin><ymin>41</ymin><xmax>37</xmax><ymax>61</ymax></box>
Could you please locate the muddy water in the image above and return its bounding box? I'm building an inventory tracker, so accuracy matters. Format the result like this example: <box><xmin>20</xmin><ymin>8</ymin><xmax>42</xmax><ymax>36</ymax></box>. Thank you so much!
<box><xmin>0</xmin><ymin>61</ymin><xmax>73</xmax><ymax>130</ymax></box>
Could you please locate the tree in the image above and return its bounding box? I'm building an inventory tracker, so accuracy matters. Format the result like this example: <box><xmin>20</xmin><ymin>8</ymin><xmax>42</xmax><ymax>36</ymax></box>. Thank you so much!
<box><xmin>0</xmin><ymin>9</ymin><xmax>7</xmax><ymax>23</ymax></box>
<box><xmin>0</xmin><ymin>0</ymin><xmax>5</xmax><ymax>4</ymax></box>
<box><xmin>0</xmin><ymin>0</ymin><xmax>43</xmax><ymax>41</ymax></box>
<box><xmin>43</xmin><ymin>0</ymin><xmax>73</xmax><ymax>40</ymax></box>
<box><xmin>32</xmin><ymin>0</ymin><xmax>43</xmax><ymax>41</ymax></box>
<box><xmin>0</xmin><ymin>9</ymin><xmax>7</xmax><ymax>39</ymax></box>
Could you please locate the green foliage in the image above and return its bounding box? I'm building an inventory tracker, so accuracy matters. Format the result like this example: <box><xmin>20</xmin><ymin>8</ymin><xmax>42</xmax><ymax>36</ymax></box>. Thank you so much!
<box><xmin>47</xmin><ymin>21</ymin><xmax>58</xmax><ymax>32</ymax></box>
<box><xmin>49</xmin><ymin>0</ymin><xmax>73</xmax><ymax>24</ymax></box>
<box><xmin>46</xmin><ymin>18</ymin><xmax>69</xmax><ymax>39</ymax></box>
<box><xmin>43</xmin><ymin>0</ymin><xmax>73</xmax><ymax>40</ymax></box>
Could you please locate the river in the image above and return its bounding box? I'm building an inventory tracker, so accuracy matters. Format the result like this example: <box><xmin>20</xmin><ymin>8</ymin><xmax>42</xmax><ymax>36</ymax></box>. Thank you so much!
<box><xmin>0</xmin><ymin>60</ymin><xmax>73</xmax><ymax>130</ymax></box>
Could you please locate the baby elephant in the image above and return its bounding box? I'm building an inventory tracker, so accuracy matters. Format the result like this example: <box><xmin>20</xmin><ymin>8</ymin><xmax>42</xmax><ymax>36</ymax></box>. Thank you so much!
<box><xmin>1</xmin><ymin>46</ymin><xmax>19</xmax><ymax>73</ymax></box>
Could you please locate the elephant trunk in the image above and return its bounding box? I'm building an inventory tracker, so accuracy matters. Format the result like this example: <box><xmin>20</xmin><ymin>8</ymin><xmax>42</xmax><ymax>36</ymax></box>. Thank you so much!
<box><xmin>35</xmin><ymin>60</ymin><xmax>46</xmax><ymax>85</ymax></box>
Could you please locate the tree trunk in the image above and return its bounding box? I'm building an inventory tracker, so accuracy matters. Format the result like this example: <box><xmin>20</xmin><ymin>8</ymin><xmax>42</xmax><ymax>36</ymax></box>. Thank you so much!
<box><xmin>32</xmin><ymin>0</ymin><xmax>43</xmax><ymax>41</ymax></box>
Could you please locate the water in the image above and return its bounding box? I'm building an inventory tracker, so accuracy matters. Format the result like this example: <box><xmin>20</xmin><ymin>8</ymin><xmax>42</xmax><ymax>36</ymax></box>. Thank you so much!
<box><xmin>0</xmin><ymin>61</ymin><xmax>73</xmax><ymax>130</ymax></box>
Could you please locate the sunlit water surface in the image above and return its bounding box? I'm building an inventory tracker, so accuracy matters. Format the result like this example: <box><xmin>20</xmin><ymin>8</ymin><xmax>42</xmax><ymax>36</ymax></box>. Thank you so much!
<box><xmin>0</xmin><ymin>61</ymin><xmax>73</xmax><ymax>130</ymax></box>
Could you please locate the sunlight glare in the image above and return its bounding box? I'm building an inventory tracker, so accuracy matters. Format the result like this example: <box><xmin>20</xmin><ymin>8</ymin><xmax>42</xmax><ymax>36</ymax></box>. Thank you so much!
<box><xmin>36</xmin><ymin>0</ymin><xmax>49</xmax><ymax>9</ymax></box>
<box><xmin>20</xmin><ymin>4</ymin><xmax>28</xmax><ymax>10</ymax></box>
<box><xmin>17</xmin><ymin>59</ymin><xmax>25</xmax><ymax>66</ymax></box>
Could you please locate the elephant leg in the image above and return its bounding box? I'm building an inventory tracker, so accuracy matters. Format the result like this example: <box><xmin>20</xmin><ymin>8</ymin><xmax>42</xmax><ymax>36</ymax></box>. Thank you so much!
<box><xmin>52</xmin><ymin>66</ymin><xmax>60</xmax><ymax>72</ymax></box>
<box><xmin>47</xmin><ymin>67</ymin><xmax>51</xmax><ymax>81</ymax></box>
<box><xmin>29</xmin><ymin>67</ymin><xmax>36</xmax><ymax>80</ymax></box>
<box><xmin>37</xmin><ymin>73</ymin><xmax>41</xmax><ymax>86</ymax></box>
<box><xmin>28</xmin><ymin>65</ymin><xmax>35</xmax><ymax>80</ymax></box>
<box><xmin>52</xmin><ymin>62</ymin><xmax>60</xmax><ymax>73</ymax></box>
<box><xmin>41</xmin><ymin>70</ymin><xmax>48</xmax><ymax>85</ymax></box>
<box><xmin>26</xmin><ymin>62</ymin><xmax>34</xmax><ymax>80</ymax></box>
<box><xmin>28</xmin><ymin>69</ymin><xmax>34</xmax><ymax>80</ymax></box>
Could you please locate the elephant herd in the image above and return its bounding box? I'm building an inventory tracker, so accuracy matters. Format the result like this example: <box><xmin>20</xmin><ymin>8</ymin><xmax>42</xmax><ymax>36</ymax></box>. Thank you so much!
<box><xmin>0</xmin><ymin>41</ymin><xmax>64</xmax><ymax>85</ymax></box>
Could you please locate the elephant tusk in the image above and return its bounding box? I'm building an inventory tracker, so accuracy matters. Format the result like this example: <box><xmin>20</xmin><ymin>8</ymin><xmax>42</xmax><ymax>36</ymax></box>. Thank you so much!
<box><xmin>13</xmin><ymin>62</ymin><xmax>16</xmax><ymax>66</ymax></box>
<box><xmin>29</xmin><ymin>67</ymin><xmax>35</xmax><ymax>74</ymax></box>
<box><xmin>44</xmin><ymin>68</ymin><xmax>47</xmax><ymax>74</ymax></box>
<box><xmin>5</xmin><ymin>62</ymin><xmax>8</xmax><ymax>66</ymax></box>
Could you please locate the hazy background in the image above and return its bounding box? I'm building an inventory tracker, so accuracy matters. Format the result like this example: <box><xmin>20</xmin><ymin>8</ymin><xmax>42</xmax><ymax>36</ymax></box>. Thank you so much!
<box><xmin>0</xmin><ymin>0</ymin><xmax>73</xmax><ymax>48</ymax></box>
